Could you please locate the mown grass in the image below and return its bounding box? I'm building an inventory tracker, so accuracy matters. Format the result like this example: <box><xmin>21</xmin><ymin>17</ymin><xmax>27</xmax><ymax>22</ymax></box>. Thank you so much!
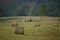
<box><xmin>0</xmin><ymin>16</ymin><xmax>60</xmax><ymax>40</ymax></box>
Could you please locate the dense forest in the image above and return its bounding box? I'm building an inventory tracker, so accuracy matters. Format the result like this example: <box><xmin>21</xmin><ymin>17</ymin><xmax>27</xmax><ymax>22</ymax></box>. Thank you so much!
<box><xmin>0</xmin><ymin>0</ymin><xmax>60</xmax><ymax>17</ymax></box>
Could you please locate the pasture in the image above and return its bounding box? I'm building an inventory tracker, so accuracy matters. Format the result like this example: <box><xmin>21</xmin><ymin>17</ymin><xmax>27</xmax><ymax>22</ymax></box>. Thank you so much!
<box><xmin>0</xmin><ymin>16</ymin><xmax>60</xmax><ymax>40</ymax></box>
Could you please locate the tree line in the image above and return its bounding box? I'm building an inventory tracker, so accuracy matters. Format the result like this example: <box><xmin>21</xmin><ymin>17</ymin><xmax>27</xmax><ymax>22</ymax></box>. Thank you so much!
<box><xmin>0</xmin><ymin>0</ymin><xmax>60</xmax><ymax>17</ymax></box>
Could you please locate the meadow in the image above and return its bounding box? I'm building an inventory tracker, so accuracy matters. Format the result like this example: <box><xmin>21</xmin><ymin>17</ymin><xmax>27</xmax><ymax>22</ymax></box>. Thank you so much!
<box><xmin>0</xmin><ymin>16</ymin><xmax>60</xmax><ymax>40</ymax></box>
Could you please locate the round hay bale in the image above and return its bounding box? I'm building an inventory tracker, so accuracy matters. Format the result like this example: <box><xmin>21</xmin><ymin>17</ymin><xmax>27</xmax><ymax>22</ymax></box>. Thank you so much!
<box><xmin>34</xmin><ymin>22</ymin><xmax>40</xmax><ymax>27</ymax></box>
<box><xmin>14</xmin><ymin>26</ymin><xmax>24</xmax><ymax>35</ymax></box>
<box><xmin>23</xmin><ymin>19</ymin><xmax>26</xmax><ymax>22</ymax></box>
<box><xmin>53</xmin><ymin>23</ymin><xmax>59</xmax><ymax>27</ymax></box>
<box><xmin>11</xmin><ymin>22</ymin><xmax>18</xmax><ymax>27</ymax></box>
<box><xmin>53</xmin><ymin>21</ymin><xmax>59</xmax><ymax>27</ymax></box>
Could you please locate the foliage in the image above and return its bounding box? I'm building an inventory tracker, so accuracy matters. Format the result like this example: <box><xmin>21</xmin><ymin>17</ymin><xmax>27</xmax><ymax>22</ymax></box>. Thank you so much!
<box><xmin>34</xmin><ymin>2</ymin><xmax>47</xmax><ymax>16</ymax></box>
<box><xmin>0</xmin><ymin>0</ymin><xmax>60</xmax><ymax>17</ymax></box>
<box><xmin>48</xmin><ymin>0</ymin><xmax>60</xmax><ymax>17</ymax></box>
<box><xmin>13</xmin><ymin>4</ymin><xmax>25</xmax><ymax>16</ymax></box>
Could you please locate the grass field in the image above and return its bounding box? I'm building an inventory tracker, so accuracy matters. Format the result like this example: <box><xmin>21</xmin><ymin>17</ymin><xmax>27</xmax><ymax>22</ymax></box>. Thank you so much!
<box><xmin>0</xmin><ymin>16</ymin><xmax>60</xmax><ymax>40</ymax></box>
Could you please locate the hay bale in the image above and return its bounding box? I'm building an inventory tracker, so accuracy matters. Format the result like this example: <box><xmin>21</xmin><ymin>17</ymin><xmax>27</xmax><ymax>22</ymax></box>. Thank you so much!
<box><xmin>14</xmin><ymin>26</ymin><xmax>24</xmax><ymax>35</ymax></box>
<box><xmin>53</xmin><ymin>23</ymin><xmax>59</xmax><ymax>27</ymax></box>
<box><xmin>53</xmin><ymin>21</ymin><xmax>59</xmax><ymax>27</ymax></box>
<box><xmin>11</xmin><ymin>22</ymin><xmax>18</xmax><ymax>27</ymax></box>
<box><xmin>23</xmin><ymin>19</ymin><xmax>26</xmax><ymax>22</ymax></box>
<box><xmin>34</xmin><ymin>22</ymin><xmax>40</xmax><ymax>27</ymax></box>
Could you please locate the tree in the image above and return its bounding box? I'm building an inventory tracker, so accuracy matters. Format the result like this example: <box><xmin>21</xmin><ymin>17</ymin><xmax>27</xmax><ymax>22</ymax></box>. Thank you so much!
<box><xmin>0</xmin><ymin>8</ymin><xmax>5</xmax><ymax>17</ymax></box>
<box><xmin>36</xmin><ymin>1</ymin><xmax>47</xmax><ymax>21</ymax></box>
<box><xmin>13</xmin><ymin>3</ymin><xmax>25</xmax><ymax>16</ymax></box>
<box><xmin>48</xmin><ymin>0</ymin><xmax>60</xmax><ymax>17</ymax></box>
<box><xmin>28</xmin><ymin>2</ymin><xmax>36</xmax><ymax>21</ymax></box>
<box><xmin>25</xmin><ymin>1</ymin><xmax>36</xmax><ymax>21</ymax></box>
<box><xmin>32</xmin><ymin>0</ymin><xmax>48</xmax><ymax>26</ymax></box>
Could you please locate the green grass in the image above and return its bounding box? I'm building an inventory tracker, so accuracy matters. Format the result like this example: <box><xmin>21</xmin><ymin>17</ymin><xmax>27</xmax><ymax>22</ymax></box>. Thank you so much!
<box><xmin>0</xmin><ymin>16</ymin><xmax>60</xmax><ymax>40</ymax></box>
